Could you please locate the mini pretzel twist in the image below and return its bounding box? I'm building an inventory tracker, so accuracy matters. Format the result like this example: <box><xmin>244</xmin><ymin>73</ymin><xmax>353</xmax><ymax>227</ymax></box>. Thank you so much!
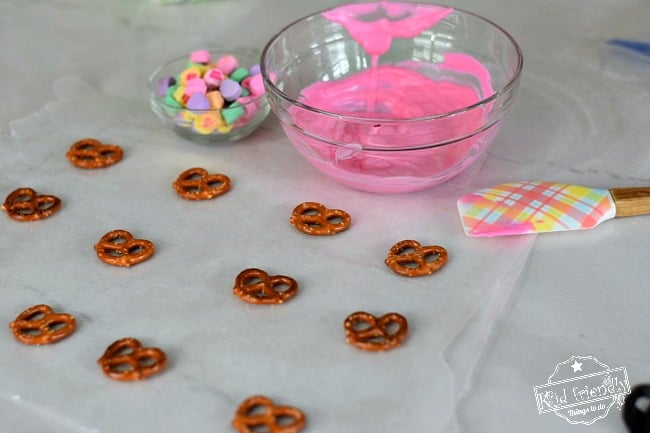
<box><xmin>98</xmin><ymin>337</ymin><xmax>167</xmax><ymax>381</ymax></box>
<box><xmin>94</xmin><ymin>229</ymin><xmax>155</xmax><ymax>267</ymax></box>
<box><xmin>66</xmin><ymin>138</ymin><xmax>124</xmax><ymax>169</ymax></box>
<box><xmin>233</xmin><ymin>268</ymin><xmax>298</xmax><ymax>304</ymax></box>
<box><xmin>385</xmin><ymin>240</ymin><xmax>448</xmax><ymax>277</ymax></box>
<box><xmin>172</xmin><ymin>167</ymin><xmax>231</xmax><ymax>200</ymax></box>
<box><xmin>289</xmin><ymin>202</ymin><xmax>351</xmax><ymax>236</ymax></box>
<box><xmin>344</xmin><ymin>311</ymin><xmax>408</xmax><ymax>352</ymax></box>
<box><xmin>9</xmin><ymin>304</ymin><xmax>76</xmax><ymax>345</ymax></box>
<box><xmin>232</xmin><ymin>395</ymin><xmax>306</xmax><ymax>433</ymax></box>
<box><xmin>2</xmin><ymin>187</ymin><xmax>61</xmax><ymax>221</ymax></box>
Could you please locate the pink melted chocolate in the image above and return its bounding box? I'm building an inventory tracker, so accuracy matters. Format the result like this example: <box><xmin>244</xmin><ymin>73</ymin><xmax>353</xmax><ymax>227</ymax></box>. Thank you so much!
<box><xmin>289</xmin><ymin>2</ymin><xmax>495</xmax><ymax>192</ymax></box>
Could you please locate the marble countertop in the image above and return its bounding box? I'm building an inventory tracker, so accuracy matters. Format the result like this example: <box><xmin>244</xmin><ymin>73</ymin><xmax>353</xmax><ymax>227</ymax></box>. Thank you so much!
<box><xmin>0</xmin><ymin>1</ymin><xmax>648</xmax><ymax>432</ymax></box>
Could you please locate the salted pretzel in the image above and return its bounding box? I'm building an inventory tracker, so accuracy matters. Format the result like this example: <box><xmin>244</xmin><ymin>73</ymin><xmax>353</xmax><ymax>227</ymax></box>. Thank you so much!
<box><xmin>233</xmin><ymin>268</ymin><xmax>298</xmax><ymax>304</ymax></box>
<box><xmin>66</xmin><ymin>138</ymin><xmax>124</xmax><ymax>169</ymax></box>
<box><xmin>2</xmin><ymin>187</ymin><xmax>61</xmax><ymax>221</ymax></box>
<box><xmin>94</xmin><ymin>229</ymin><xmax>155</xmax><ymax>267</ymax></box>
<box><xmin>232</xmin><ymin>395</ymin><xmax>306</xmax><ymax>433</ymax></box>
<box><xmin>98</xmin><ymin>337</ymin><xmax>167</xmax><ymax>381</ymax></box>
<box><xmin>384</xmin><ymin>239</ymin><xmax>448</xmax><ymax>277</ymax></box>
<box><xmin>289</xmin><ymin>202</ymin><xmax>351</xmax><ymax>236</ymax></box>
<box><xmin>344</xmin><ymin>311</ymin><xmax>408</xmax><ymax>352</ymax></box>
<box><xmin>172</xmin><ymin>167</ymin><xmax>231</xmax><ymax>200</ymax></box>
<box><xmin>9</xmin><ymin>304</ymin><xmax>76</xmax><ymax>345</ymax></box>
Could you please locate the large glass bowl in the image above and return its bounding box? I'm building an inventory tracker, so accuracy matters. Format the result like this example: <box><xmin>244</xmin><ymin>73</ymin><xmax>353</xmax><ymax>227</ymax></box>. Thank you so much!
<box><xmin>261</xmin><ymin>2</ymin><xmax>523</xmax><ymax>193</ymax></box>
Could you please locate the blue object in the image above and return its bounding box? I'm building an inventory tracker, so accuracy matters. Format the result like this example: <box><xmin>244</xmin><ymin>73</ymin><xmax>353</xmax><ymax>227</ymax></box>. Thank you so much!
<box><xmin>608</xmin><ymin>39</ymin><xmax>650</xmax><ymax>58</ymax></box>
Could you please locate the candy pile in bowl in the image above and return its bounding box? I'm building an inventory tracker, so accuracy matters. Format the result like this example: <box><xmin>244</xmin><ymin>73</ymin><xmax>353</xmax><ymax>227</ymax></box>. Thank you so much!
<box><xmin>149</xmin><ymin>50</ymin><xmax>270</xmax><ymax>143</ymax></box>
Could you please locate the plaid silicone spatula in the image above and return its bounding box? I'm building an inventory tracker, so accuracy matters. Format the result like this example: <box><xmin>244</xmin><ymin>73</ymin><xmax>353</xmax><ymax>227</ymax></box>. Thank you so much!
<box><xmin>457</xmin><ymin>181</ymin><xmax>650</xmax><ymax>237</ymax></box>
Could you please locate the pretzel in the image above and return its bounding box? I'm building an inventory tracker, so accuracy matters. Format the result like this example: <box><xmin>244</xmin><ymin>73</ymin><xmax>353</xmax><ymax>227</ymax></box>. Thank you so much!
<box><xmin>94</xmin><ymin>229</ymin><xmax>155</xmax><ymax>267</ymax></box>
<box><xmin>66</xmin><ymin>138</ymin><xmax>124</xmax><ymax>169</ymax></box>
<box><xmin>233</xmin><ymin>268</ymin><xmax>298</xmax><ymax>304</ymax></box>
<box><xmin>98</xmin><ymin>337</ymin><xmax>167</xmax><ymax>381</ymax></box>
<box><xmin>289</xmin><ymin>202</ymin><xmax>351</xmax><ymax>236</ymax></box>
<box><xmin>344</xmin><ymin>311</ymin><xmax>408</xmax><ymax>352</ymax></box>
<box><xmin>232</xmin><ymin>395</ymin><xmax>306</xmax><ymax>433</ymax></box>
<box><xmin>2</xmin><ymin>187</ymin><xmax>61</xmax><ymax>221</ymax></box>
<box><xmin>384</xmin><ymin>240</ymin><xmax>448</xmax><ymax>277</ymax></box>
<box><xmin>9</xmin><ymin>304</ymin><xmax>76</xmax><ymax>345</ymax></box>
<box><xmin>172</xmin><ymin>167</ymin><xmax>231</xmax><ymax>200</ymax></box>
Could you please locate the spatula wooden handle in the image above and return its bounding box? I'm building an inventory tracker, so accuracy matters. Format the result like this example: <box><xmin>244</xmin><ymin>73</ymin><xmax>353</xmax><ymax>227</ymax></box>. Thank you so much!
<box><xmin>610</xmin><ymin>187</ymin><xmax>650</xmax><ymax>217</ymax></box>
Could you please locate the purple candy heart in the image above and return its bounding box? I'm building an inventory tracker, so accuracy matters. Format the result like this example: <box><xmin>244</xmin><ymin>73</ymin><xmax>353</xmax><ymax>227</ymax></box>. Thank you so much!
<box><xmin>186</xmin><ymin>92</ymin><xmax>210</xmax><ymax>110</ymax></box>
<box><xmin>157</xmin><ymin>75</ymin><xmax>176</xmax><ymax>97</ymax></box>
<box><xmin>219</xmin><ymin>79</ymin><xmax>242</xmax><ymax>101</ymax></box>
<box><xmin>249</xmin><ymin>64</ymin><xmax>261</xmax><ymax>76</ymax></box>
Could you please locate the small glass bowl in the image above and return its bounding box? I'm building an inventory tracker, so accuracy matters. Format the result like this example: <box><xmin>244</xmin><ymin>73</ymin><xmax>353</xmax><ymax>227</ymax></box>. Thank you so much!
<box><xmin>148</xmin><ymin>51</ymin><xmax>270</xmax><ymax>144</ymax></box>
<box><xmin>261</xmin><ymin>2</ymin><xmax>523</xmax><ymax>193</ymax></box>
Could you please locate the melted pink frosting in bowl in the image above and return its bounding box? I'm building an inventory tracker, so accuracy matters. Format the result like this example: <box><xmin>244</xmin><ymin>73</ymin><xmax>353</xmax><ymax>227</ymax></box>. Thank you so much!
<box><xmin>322</xmin><ymin>2</ymin><xmax>455</xmax><ymax>57</ymax></box>
<box><xmin>267</xmin><ymin>2</ymin><xmax>519</xmax><ymax>193</ymax></box>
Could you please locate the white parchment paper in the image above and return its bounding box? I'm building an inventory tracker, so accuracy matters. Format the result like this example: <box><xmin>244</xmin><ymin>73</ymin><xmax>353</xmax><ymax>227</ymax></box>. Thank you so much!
<box><xmin>0</xmin><ymin>77</ymin><xmax>534</xmax><ymax>432</ymax></box>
